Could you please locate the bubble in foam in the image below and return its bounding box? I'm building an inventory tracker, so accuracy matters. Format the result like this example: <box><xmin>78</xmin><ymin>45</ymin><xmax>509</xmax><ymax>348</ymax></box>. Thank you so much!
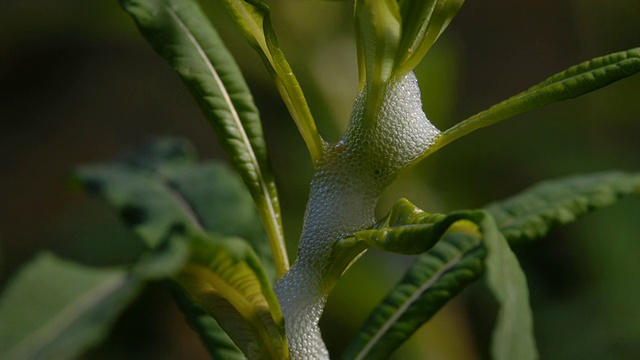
<box><xmin>275</xmin><ymin>72</ymin><xmax>440</xmax><ymax>360</ymax></box>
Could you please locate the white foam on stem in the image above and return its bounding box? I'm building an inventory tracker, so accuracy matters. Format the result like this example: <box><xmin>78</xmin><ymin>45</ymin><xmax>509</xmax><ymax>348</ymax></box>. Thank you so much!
<box><xmin>275</xmin><ymin>73</ymin><xmax>440</xmax><ymax>359</ymax></box>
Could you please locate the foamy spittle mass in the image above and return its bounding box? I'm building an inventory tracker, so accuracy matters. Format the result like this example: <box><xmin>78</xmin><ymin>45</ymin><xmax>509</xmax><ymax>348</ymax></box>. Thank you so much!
<box><xmin>275</xmin><ymin>73</ymin><xmax>440</xmax><ymax>359</ymax></box>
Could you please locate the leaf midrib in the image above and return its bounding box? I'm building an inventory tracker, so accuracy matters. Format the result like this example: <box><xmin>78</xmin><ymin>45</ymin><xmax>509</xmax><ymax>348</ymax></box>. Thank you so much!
<box><xmin>353</xmin><ymin>241</ymin><xmax>479</xmax><ymax>360</ymax></box>
<box><xmin>6</xmin><ymin>274</ymin><xmax>131</xmax><ymax>359</ymax></box>
<box><xmin>165</xmin><ymin>5</ymin><xmax>285</xmax><ymax>272</ymax></box>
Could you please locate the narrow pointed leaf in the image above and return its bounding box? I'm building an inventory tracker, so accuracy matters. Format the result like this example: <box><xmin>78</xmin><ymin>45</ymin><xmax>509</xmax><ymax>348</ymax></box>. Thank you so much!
<box><xmin>433</xmin><ymin>48</ymin><xmax>640</xmax><ymax>152</ymax></box>
<box><xmin>74</xmin><ymin>138</ymin><xmax>275</xmax><ymax>279</ymax></box>
<box><xmin>220</xmin><ymin>0</ymin><xmax>325</xmax><ymax>162</ymax></box>
<box><xmin>487</xmin><ymin>171</ymin><xmax>640</xmax><ymax>245</ymax></box>
<box><xmin>480</xmin><ymin>214</ymin><xmax>537</xmax><ymax>360</ymax></box>
<box><xmin>175</xmin><ymin>232</ymin><xmax>288</xmax><ymax>359</ymax></box>
<box><xmin>354</xmin><ymin>0</ymin><xmax>402</xmax><ymax>126</ymax></box>
<box><xmin>0</xmin><ymin>253</ymin><xmax>142</xmax><ymax>360</ymax></box>
<box><xmin>341</xmin><ymin>231</ymin><xmax>484</xmax><ymax>360</ymax></box>
<box><xmin>121</xmin><ymin>0</ymin><xmax>288</xmax><ymax>276</ymax></box>
<box><xmin>394</xmin><ymin>0</ymin><xmax>465</xmax><ymax>76</ymax></box>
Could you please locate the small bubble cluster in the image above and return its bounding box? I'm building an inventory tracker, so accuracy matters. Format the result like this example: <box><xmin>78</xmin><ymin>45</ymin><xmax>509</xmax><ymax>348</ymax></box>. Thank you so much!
<box><xmin>275</xmin><ymin>72</ymin><xmax>440</xmax><ymax>359</ymax></box>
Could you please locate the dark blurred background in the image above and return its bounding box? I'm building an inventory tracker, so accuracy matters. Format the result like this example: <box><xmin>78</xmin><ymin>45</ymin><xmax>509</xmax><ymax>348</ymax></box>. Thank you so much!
<box><xmin>1</xmin><ymin>0</ymin><xmax>639</xmax><ymax>359</ymax></box>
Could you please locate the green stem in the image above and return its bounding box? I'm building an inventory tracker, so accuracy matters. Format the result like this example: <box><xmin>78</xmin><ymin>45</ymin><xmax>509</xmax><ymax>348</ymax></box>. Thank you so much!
<box><xmin>257</xmin><ymin>204</ymin><xmax>289</xmax><ymax>278</ymax></box>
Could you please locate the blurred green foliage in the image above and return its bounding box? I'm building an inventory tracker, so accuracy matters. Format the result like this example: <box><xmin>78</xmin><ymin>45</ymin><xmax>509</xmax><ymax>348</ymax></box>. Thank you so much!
<box><xmin>1</xmin><ymin>0</ymin><xmax>639</xmax><ymax>359</ymax></box>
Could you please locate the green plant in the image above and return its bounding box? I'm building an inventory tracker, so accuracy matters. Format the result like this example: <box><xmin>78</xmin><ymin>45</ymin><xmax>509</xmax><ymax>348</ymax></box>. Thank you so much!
<box><xmin>1</xmin><ymin>0</ymin><xmax>639</xmax><ymax>359</ymax></box>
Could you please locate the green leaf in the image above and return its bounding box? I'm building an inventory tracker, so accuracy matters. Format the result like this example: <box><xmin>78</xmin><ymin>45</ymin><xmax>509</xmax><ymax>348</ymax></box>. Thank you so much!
<box><xmin>75</xmin><ymin>139</ymin><xmax>287</xmax><ymax>357</ymax></box>
<box><xmin>340</xmin><ymin>203</ymin><xmax>536</xmax><ymax>360</ymax></box>
<box><xmin>74</xmin><ymin>137</ymin><xmax>276</xmax><ymax>279</ymax></box>
<box><xmin>121</xmin><ymin>0</ymin><xmax>288</xmax><ymax>276</ymax></box>
<box><xmin>324</xmin><ymin>199</ymin><xmax>448</xmax><ymax>290</ymax></box>
<box><xmin>219</xmin><ymin>0</ymin><xmax>325</xmax><ymax>162</ymax></box>
<box><xmin>170</xmin><ymin>285</ymin><xmax>246</xmax><ymax>360</ymax></box>
<box><xmin>487</xmin><ymin>171</ymin><xmax>640</xmax><ymax>245</ymax></box>
<box><xmin>341</xmin><ymin>231</ymin><xmax>484</xmax><ymax>360</ymax></box>
<box><xmin>394</xmin><ymin>0</ymin><xmax>465</xmax><ymax>77</ymax></box>
<box><xmin>480</xmin><ymin>214</ymin><xmax>537</xmax><ymax>360</ymax></box>
<box><xmin>338</xmin><ymin>206</ymin><xmax>485</xmax><ymax>359</ymax></box>
<box><xmin>429</xmin><ymin>48</ymin><xmax>640</xmax><ymax>155</ymax></box>
<box><xmin>354</xmin><ymin>0</ymin><xmax>402</xmax><ymax>126</ymax></box>
<box><xmin>354</xmin><ymin>199</ymin><xmax>447</xmax><ymax>255</ymax></box>
<box><xmin>174</xmin><ymin>232</ymin><xmax>288</xmax><ymax>359</ymax></box>
<box><xmin>342</xmin><ymin>171</ymin><xmax>640</xmax><ymax>358</ymax></box>
<box><xmin>0</xmin><ymin>253</ymin><xmax>142</xmax><ymax>360</ymax></box>
<box><xmin>327</xmin><ymin>199</ymin><xmax>468</xmax><ymax>284</ymax></box>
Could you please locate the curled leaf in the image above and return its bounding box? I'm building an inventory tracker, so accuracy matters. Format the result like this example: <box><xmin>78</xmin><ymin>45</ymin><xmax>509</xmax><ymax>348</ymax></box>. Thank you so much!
<box><xmin>175</xmin><ymin>232</ymin><xmax>288</xmax><ymax>359</ymax></box>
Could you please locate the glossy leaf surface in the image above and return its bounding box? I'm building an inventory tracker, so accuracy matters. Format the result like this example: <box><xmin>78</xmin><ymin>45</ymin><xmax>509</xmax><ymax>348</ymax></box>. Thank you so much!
<box><xmin>0</xmin><ymin>253</ymin><xmax>142</xmax><ymax>360</ymax></box>
<box><xmin>121</xmin><ymin>0</ymin><xmax>287</xmax><ymax>276</ymax></box>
